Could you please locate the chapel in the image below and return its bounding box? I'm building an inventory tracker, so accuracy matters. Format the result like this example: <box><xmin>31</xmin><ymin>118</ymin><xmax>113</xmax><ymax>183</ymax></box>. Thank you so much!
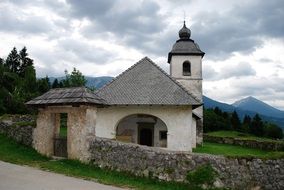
<box><xmin>26</xmin><ymin>22</ymin><xmax>205</xmax><ymax>159</ymax></box>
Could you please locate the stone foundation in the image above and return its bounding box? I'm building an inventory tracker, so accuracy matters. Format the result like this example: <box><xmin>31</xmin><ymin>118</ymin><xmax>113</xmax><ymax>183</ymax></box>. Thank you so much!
<box><xmin>88</xmin><ymin>137</ymin><xmax>284</xmax><ymax>190</ymax></box>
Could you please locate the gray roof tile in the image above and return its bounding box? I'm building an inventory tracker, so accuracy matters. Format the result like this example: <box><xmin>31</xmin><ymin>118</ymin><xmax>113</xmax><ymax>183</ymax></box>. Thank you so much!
<box><xmin>26</xmin><ymin>87</ymin><xmax>106</xmax><ymax>106</ymax></box>
<box><xmin>96</xmin><ymin>57</ymin><xmax>201</xmax><ymax>106</ymax></box>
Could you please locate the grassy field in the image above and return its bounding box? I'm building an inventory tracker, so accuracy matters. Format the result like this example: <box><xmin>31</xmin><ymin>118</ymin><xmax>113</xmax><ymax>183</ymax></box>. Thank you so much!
<box><xmin>0</xmin><ymin>134</ymin><xmax>217</xmax><ymax>190</ymax></box>
<box><xmin>193</xmin><ymin>142</ymin><xmax>284</xmax><ymax>159</ymax></box>
<box><xmin>206</xmin><ymin>130</ymin><xmax>283</xmax><ymax>143</ymax></box>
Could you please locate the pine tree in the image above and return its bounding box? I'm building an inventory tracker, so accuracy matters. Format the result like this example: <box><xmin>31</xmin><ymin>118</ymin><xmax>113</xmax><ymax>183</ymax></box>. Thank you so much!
<box><xmin>5</xmin><ymin>47</ymin><xmax>20</xmax><ymax>73</ymax></box>
<box><xmin>37</xmin><ymin>76</ymin><xmax>50</xmax><ymax>94</ymax></box>
<box><xmin>213</xmin><ymin>107</ymin><xmax>222</xmax><ymax>116</ymax></box>
<box><xmin>231</xmin><ymin>110</ymin><xmax>241</xmax><ymax>131</ymax></box>
<box><xmin>18</xmin><ymin>47</ymin><xmax>34</xmax><ymax>77</ymax></box>
<box><xmin>241</xmin><ymin>115</ymin><xmax>251</xmax><ymax>133</ymax></box>
<box><xmin>250</xmin><ymin>114</ymin><xmax>264</xmax><ymax>136</ymax></box>
<box><xmin>52</xmin><ymin>79</ymin><xmax>60</xmax><ymax>88</ymax></box>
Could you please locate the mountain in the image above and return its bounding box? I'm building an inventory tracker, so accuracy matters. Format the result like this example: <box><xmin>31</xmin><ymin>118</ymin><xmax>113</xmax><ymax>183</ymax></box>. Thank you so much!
<box><xmin>203</xmin><ymin>96</ymin><xmax>234</xmax><ymax>113</ymax></box>
<box><xmin>204</xmin><ymin>95</ymin><xmax>284</xmax><ymax>129</ymax></box>
<box><xmin>49</xmin><ymin>76</ymin><xmax>114</xmax><ymax>89</ymax></box>
<box><xmin>85</xmin><ymin>76</ymin><xmax>113</xmax><ymax>89</ymax></box>
<box><xmin>204</xmin><ymin>96</ymin><xmax>257</xmax><ymax>119</ymax></box>
<box><xmin>232</xmin><ymin>96</ymin><xmax>284</xmax><ymax>118</ymax></box>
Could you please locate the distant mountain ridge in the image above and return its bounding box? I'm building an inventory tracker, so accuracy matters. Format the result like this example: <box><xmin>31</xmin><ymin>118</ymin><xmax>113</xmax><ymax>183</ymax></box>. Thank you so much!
<box><xmin>204</xmin><ymin>96</ymin><xmax>284</xmax><ymax>129</ymax></box>
<box><xmin>232</xmin><ymin>96</ymin><xmax>284</xmax><ymax>118</ymax></box>
<box><xmin>49</xmin><ymin>76</ymin><xmax>114</xmax><ymax>89</ymax></box>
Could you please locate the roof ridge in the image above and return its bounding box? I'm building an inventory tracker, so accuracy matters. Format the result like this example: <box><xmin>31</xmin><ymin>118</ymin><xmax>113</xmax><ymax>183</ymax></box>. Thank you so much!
<box><xmin>145</xmin><ymin>58</ymin><xmax>201</xmax><ymax>104</ymax></box>
<box><xmin>51</xmin><ymin>86</ymin><xmax>86</xmax><ymax>90</ymax></box>
<box><xmin>95</xmin><ymin>57</ymin><xmax>149</xmax><ymax>94</ymax></box>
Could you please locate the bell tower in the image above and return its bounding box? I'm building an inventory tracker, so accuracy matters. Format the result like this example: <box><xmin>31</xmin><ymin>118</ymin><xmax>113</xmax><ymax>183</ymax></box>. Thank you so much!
<box><xmin>168</xmin><ymin>21</ymin><xmax>205</xmax><ymax>144</ymax></box>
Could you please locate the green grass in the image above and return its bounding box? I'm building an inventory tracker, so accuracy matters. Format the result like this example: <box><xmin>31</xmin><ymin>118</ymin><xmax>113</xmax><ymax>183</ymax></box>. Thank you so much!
<box><xmin>0</xmin><ymin>134</ymin><xmax>222</xmax><ymax>190</ymax></box>
<box><xmin>11</xmin><ymin>121</ymin><xmax>36</xmax><ymax>128</ymax></box>
<box><xmin>0</xmin><ymin>134</ymin><xmax>49</xmax><ymax>165</ymax></box>
<box><xmin>193</xmin><ymin>142</ymin><xmax>284</xmax><ymax>159</ymax></box>
<box><xmin>59</xmin><ymin>113</ymin><xmax>67</xmax><ymax>137</ymax></box>
<box><xmin>59</xmin><ymin>126</ymin><xmax>67</xmax><ymax>137</ymax></box>
<box><xmin>206</xmin><ymin>130</ymin><xmax>283</xmax><ymax>143</ymax></box>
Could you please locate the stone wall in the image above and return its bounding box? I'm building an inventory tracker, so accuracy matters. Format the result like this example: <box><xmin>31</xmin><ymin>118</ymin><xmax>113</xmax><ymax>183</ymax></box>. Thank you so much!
<box><xmin>204</xmin><ymin>134</ymin><xmax>284</xmax><ymax>151</ymax></box>
<box><xmin>0</xmin><ymin>116</ymin><xmax>34</xmax><ymax>146</ymax></box>
<box><xmin>88</xmin><ymin>137</ymin><xmax>284</xmax><ymax>190</ymax></box>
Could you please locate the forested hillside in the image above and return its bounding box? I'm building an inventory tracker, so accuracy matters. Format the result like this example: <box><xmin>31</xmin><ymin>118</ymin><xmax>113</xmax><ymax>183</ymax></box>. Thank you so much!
<box><xmin>0</xmin><ymin>47</ymin><xmax>50</xmax><ymax>114</ymax></box>
<box><xmin>0</xmin><ymin>47</ymin><xmax>87</xmax><ymax>114</ymax></box>
<box><xmin>204</xmin><ymin>107</ymin><xmax>283</xmax><ymax>139</ymax></box>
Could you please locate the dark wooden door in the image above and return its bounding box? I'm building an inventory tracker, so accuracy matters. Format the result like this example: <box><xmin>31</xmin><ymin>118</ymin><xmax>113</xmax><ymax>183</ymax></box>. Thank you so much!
<box><xmin>54</xmin><ymin>137</ymin><xmax>67</xmax><ymax>157</ymax></box>
<box><xmin>139</xmin><ymin>128</ymin><xmax>153</xmax><ymax>146</ymax></box>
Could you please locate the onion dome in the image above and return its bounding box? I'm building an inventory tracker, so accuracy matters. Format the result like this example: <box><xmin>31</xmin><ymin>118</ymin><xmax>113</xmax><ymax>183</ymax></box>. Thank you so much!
<box><xmin>179</xmin><ymin>21</ymin><xmax>191</xmax><ymax>39</ymax></box>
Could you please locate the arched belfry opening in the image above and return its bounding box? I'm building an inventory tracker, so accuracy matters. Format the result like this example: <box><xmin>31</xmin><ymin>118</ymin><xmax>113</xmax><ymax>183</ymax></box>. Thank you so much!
<box><xmin>116</xmin><ymin>114</ymin><xmax>167</xmax><ymax>148</ymax></box>
<box><xmin>183</xmin><ymin>61</ymin><xmax>191</xmax><ymax>76</ymax></box>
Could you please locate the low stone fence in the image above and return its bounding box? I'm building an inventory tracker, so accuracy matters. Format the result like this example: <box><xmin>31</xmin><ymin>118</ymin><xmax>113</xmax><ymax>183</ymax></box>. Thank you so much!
<box><xmin>204</xmin><ymin>134</ymin><xmax>284</xmax><ymax>151</ymax></box>
<box><xmin>88</xmin><ymin>137</ymin><xmax>284</xmax><ymax>190</ymax></box>
<box><xmin>0</xmin><ymin>115</ymin><xmax>35</xmax><ymax>146</ymax></box>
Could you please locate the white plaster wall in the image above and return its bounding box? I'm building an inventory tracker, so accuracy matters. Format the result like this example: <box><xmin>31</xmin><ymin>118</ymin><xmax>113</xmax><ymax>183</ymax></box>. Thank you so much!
<box><xmin>191</xmin><ymin>118</ymin><xmax>197</xmax><ymax>148</ymax></box>
<box><xmin>95</xmin><ymin>106</ymin><xmax>193</xmax><ymax>151</ymax></box>
<box><xmin>170</xmin><ymin>55</ymin><xmax>202</xmax><ymax>80</ymax></box>
<box><xmin>178</xmin><ymin>80</ymin><xmax>202</xmax><ymax>101</ymax></box>
<box><xmin>153</xmin><ymin>119</ymin><xmax>167</xmax><ymax>147</ymax></box>
<box><xmin>170</xmin><ymin>54</ymin><xmax>204</xmax><ymax>145</ymax></box>
<box><xmin>194</xmin><ymin>106</ymin><xmax>204</xmax><ymax>145</ymax></box>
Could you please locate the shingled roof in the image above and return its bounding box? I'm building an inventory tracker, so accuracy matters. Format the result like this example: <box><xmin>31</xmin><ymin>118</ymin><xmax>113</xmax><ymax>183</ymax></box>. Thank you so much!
<box><xmin>96</xmin><ymin>57</ymin><xmax>201</xmax><ymax>106</ymax></box>
<box><xmin>26</xmin><ymin>87</ymin><xmax>106</xmax><ymax>107</ymax></box>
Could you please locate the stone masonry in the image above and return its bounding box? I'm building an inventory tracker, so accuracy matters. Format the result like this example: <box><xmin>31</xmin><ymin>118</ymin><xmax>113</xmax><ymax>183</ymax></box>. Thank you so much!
<box><xmin>33</xmin><ymin>106</ymin><xmax>96</xmax><ymax>161</ymax></box>
<box><xmin>88</xmin><ymin>137</ymin><xmax>284</xmax><ymax>190</ymax></box>
<box><xmin>204</xmin><ymin>135</ymin><xmax>284</xmax><ymax>151</ymax></box>
<box><xmin>0</xmin><ymin>115</ymin><xmax>34</xmax><ymax>146</ymax></box>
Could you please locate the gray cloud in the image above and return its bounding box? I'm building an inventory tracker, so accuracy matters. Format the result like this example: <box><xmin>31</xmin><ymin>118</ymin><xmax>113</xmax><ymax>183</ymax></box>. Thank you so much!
<box><xmin>0</xmin><ymin>4</ymin><xmax>53</xmax><ymax>34</ymax></box>
<box><xmin>191</xmin><ymin>1</ymin><xmax>284</xmax><ymax>59</ymax></box>
<box><xmin>67</xmin><ymin>0</ymin><xmax>170</xmax><ymax>55</ymax></box>
<box><xmin>58</xmin><ymin>38</ymin><xmax>113</xmax><ymax>64</ymax></box>
<box><xmin>258</xmin><ymin>58</ymin><xmax>274</xmax><ymax>63</ymax></box>
<box><xmin>203</xmin><ymin>65</ymin><xmax>218</xmax><ymax>80</ymax></box>
<box><xmin>222</xmin><ymin>62</ymin><xmax>256</xmax><ymax>78</ymax></box>
<box><xmin>204</xmin><ymin>62</ymin><xmax>256</xmax><ymax>80</ymax></box>
<box><xmin>229</xmin><ymin>76</ymin><xmax>284</xmax><ymax>98</ymax></box>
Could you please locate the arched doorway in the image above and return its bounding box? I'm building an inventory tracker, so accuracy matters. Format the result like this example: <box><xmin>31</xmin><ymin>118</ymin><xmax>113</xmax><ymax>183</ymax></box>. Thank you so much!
<box><xmin>116</xmin><ymin>114</ymin><xmax>167</xmax><ymax>148</ymax></box>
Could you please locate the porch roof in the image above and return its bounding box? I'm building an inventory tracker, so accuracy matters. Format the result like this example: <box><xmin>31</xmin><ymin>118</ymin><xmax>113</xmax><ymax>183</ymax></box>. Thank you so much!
<box><xmin>26</xmin><ymin>87</ymin><xmax>106</xmax><ymax>107</ymax></box>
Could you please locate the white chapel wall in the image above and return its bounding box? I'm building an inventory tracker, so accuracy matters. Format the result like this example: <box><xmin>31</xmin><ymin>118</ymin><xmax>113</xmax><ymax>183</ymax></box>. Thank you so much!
<box><xmin>95</xmin><ymin>106</ymin><xmax>194</xmax><ymax>151</ymax></box>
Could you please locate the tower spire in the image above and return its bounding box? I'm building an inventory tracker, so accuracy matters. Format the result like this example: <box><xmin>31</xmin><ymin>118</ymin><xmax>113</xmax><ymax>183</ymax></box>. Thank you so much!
<box><xmin>179</xmin><ymin>20</ymin><xmax>191</xmax><ymax>39</ymax></box>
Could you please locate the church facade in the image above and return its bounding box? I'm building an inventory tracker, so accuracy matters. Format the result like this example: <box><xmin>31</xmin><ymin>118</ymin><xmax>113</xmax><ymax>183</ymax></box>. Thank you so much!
<box><xmin>27</xmin><ymin>22</ymin><xmax>205</xmax><ymax>160</ymax></box>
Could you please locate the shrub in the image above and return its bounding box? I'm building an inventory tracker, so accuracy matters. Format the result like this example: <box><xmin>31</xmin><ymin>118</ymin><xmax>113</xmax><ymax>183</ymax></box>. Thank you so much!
<box><xmin>186</xmin><ymin>164</ymin><xmax>218</xmax><ymax>187</ymax></box>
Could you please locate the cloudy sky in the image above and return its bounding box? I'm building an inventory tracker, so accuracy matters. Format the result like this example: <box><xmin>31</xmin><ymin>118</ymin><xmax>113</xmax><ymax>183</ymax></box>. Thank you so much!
<box><xmin>0</xmin><ymin>0</ymin><xmax>283</xmax><ymax>110</ymax></box>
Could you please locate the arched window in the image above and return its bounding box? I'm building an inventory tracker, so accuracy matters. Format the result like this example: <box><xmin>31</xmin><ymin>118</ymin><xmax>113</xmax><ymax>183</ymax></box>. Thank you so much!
<box><xmin>183</xmin><ymin>61</ymin><xmax>191</xmax><ymax>76</ymax></box>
